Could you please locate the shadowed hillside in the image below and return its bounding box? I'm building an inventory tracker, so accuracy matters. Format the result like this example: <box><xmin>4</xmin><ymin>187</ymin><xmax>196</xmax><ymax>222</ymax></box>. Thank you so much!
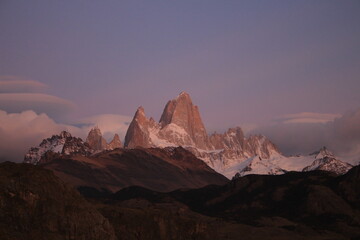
<box><xmin>40</xmin><ymin>147</ymin><xmax>228</xmax><ymax>192</ymax></box>
<box><xmin>2</xmin><ymin>162</ymin><xmax>360</xmax><ymax>239</ymax></box>
<box><xmin>0</xmin><ymin>162</ymin><xmax>116</xmax><ymax>240</ymax></box>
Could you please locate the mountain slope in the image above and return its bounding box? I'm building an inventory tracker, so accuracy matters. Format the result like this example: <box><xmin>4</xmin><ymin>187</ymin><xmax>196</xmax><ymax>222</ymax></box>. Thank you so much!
<box><xmin>0</xmin><ymin>162</ymin><xmax>116</xmax><ymax>240</ymax></box>
<box><xmin>82</xmin><ymin>166</ymin><xmax>360</xmax><ymax>240</ymax></box>
<box><xmin>167</xmin><ymin>168</ymin><xmax>360</xmax><ymax>239</ymax></box>
<box><xmin>6</xmin><ymin>159</ymin><xmax>360</xmax><ymax>239</ymax></box>
<box><xmin>40</xmin><ymin>147</ymin><xmax>229</xmax><ymax>192</ymax></box>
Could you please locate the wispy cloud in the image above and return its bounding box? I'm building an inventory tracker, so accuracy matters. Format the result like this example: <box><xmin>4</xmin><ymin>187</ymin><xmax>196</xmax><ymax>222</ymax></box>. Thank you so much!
<box><xmin>0</xmin><ymin>76</ymin><xmax>132</xmax><ymax>162</ymax></box>
<box><xmin>0</xmin><ymin>76</ymin><xmax>47</xmax><ymax>93</ymax></box>
<box><xmin>275</xmin><ymin>112</ymin><xmax>341</xmax><ymax>124</ymax></box>
<box><xmin>0</xmin><ymin>93</ymin><xmax>75</xmax><ymax>118</ymax></box>
<box><xmin>0</xmin><ymin>76</ymin><xmax>75</xmax><ymax>119</ymax></box>
<box><xmin>78</xmin><ymin>114</ymin><xmax>131</xmax><ymax>141</ymax></box>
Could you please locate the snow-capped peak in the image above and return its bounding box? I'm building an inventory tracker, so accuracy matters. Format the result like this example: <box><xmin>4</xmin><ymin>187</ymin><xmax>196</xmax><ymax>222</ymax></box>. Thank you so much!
<box><xmin>313</xmin><ymin>146</ymin><xmax>334</xmax><ymax>160</ymax></box>
<box><xmin>24</xmin><ymin>131</ymin><xmax>92</xmax><ymax>164</ymax></box>
<box><xmin>303</xmin><ymin>156</ymin><xmax>353</xmax><ymax>175</ymax></box>
<box><xmin>124</xmin><ymin>92</ymin><xmax>282</xmax><ymax>178</ymax></box>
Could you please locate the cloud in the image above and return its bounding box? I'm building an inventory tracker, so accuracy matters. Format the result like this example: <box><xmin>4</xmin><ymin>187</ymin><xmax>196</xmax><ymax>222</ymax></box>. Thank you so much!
<box><xmin>0</xmin><ymin>110</ymin><xmax>131</xmax><ymax>163</ymax></box>
<box><xmin>0</xmin><ymin>76</ymin><xmax>131</xmax><ymax>162</ymax></box>
<box><xmin>0</xmin><ymin>76</ymin><xmax>76</xmax><ymax>119</ymax></box>
<box><xmin>275</xmin><ymin>112</ymin><xmax>341</xmax><ymax>124</ymax></box>
<box><xmin>77</xmin><ymin>114</ymin><xmax>132</xmax><ymax>141</ymax></box>
<box><xmin>253</xmin><ymin>121</ymin><xmax>330</xmax><ymax>156</ymax></box>
<box><xmin>0</xmin><ymin>110</ymin><xmax>79</xmax><ymax>162</ymax></box>
<box><xmin>0</xmin><ymin>76</ymin><xmax>47</xmax><ymax>93</ymax></box>
<box><xmin>0</xmin><ymin>93</ymin><xmax>75</xmax><ymax>119</ymax></box>
<box><xmin>252</xmin><ymin>110</ymin><xmax>360</xmax><ymax>165</ymax></box>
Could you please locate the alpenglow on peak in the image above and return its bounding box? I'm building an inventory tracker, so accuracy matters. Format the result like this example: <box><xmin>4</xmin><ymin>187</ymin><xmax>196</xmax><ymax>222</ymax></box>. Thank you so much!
<box><xmin>124</xmin><ymin>92</ymin><xmax>281</xmax><ymax>178</ymax></box>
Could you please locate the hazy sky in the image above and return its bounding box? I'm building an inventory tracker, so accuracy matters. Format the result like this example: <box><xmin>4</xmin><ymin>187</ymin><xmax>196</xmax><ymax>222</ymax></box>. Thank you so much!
<box><xmin>1</xmin><ymin>1</ymin><xmax>360</xmax><ymax>160</ymax></box>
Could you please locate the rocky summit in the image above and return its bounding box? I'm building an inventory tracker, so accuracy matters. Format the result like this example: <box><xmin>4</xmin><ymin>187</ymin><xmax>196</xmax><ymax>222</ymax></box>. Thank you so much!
<box><xmin>86</xmin><ymin>127</ymin><xmax>123</xmax><ymax>151</ymax></box>
<box><xmin>86</xmin><ymin>126</ymin><xmax>108</xmax><ymax>151</ymax></box>
<box><xmin>124</xmin><ymin>92</ymin><xmax>282</xmax><ymax>178</ymax></box>
<box><xmin>107</xmin><ymin>133</ymin><xmax>123</xmax><ymax>150</ymax></box>
<box><xmin>24</xmin><ymin>128</ymin><xmax>123</xmax><ymax>165</ymax></box>
<box><xmin>159</xmin><ymin>91</ymin><xmax>210</xmax><ymax>149</ymax></box>
<box><xmin>24</xmin><ymin>131</ymin><xmax>92</xmax><ymax>165</ymax></box>
<box><xmin>303</xmin><ymin>147</ymin><xmax>353</xmax><ymax>175</ymax></box>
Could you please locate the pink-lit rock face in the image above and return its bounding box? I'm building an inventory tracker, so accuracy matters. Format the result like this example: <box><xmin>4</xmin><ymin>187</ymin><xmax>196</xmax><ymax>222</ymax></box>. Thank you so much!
<box><xmin>86</xmin><ymin>126</ymin><xmax>108</xmax><ymax>151</ymax></box>
<box><xmin>107</xmin><ymin>133</ymin><xmax>122</xmax><ymax>150</ymax></box>
<box><xmin>124</xmin><ymin>92</ymin><xmax>281</xmax><ymax>177</ymax></box>
<box><xmin>124</xmin><ymin>106</ymin><xmax>154</xmax><ymax>148</ymax></box>
<box><xmin>24</xmin><ymin>92</ymin><xmax>353</xmax><ymax>179</ymax></box>
<box><xmin>86</xmin><ymin>126</ymin><xmax>123</xmax><ymax>151</ymax></box>
<box><xmin>159</xmin><ymin>91</ymin><xmax>210</xmax><ymax>149</ymax></box>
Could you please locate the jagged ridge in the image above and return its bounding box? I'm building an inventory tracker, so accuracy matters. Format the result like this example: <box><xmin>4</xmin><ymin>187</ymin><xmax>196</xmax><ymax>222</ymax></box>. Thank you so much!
<box><xmin>123</xmin><ymin>92</ymin><xmax>354</xmax><ymax>178</ymax></box>
<box><xmin>124</xmin><ymin>92</ymin><xmax>282</xmax><ymax>178</ymax></box>
<box><xmin>25</xmin><ymin>128</ymin><xmax>123</xmax><ymax>164</ymax></box>
<box><xmin>24</xmin><ymin>131</ymin><xmax>93</xmax><ymax>164</ymax></box>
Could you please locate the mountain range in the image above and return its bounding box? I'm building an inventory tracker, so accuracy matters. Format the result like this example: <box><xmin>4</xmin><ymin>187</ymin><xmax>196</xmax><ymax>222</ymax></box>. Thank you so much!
<box><xmin>24</xmin><ymin>92</ymin><xmax>354</xmax><ymax>182</ymax></box>
<box><xmin>123</xmin><ymin>92</ymin><xmax>354</xmax><ymax>177</ymax></box>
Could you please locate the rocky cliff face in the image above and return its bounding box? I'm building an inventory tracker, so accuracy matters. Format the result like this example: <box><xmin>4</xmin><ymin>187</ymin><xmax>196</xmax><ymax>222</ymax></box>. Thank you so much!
<box><xmin>25</xmin><ymin>128</ymin><xmax>123</xmax><ymax>164</ymax></box>
<box><xmin>86</xmin><ymin>126</ymin><xmax>122</xmax><ymax>151</ymax></box>
<box><xmin>159</xmin><ymin>92</ymin><xmax>210</xmax><ymax>149</ymax></box>
<box><xmin>124</xmin><ymin>106</ymin><xmax>154</xmax><ymax>148</ymax></box>
<box><xmin>124</xmin><ymin>92</ymin><xmax>281</xmax><ymax>177</ymax></box>
<box><xmin>107</xmin><ymin>133</ymin><xmax>122</xmax><ymax>150</ymax></box>
<box><xmin>86</xmin><ymin>126</ymin><xmax>108</xmax><ymax>151</ymax></box>
<box><xmin>205</xmin><ymin>128</ymin><xmax>279</xmax><ymax>168</ymax></box>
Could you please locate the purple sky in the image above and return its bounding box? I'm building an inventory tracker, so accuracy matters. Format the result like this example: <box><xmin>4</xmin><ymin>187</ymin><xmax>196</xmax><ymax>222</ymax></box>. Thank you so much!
<box><xmin>1</xmin><ymin>1</ymin><xmax>360</xmax><ymax>161</ymax></box>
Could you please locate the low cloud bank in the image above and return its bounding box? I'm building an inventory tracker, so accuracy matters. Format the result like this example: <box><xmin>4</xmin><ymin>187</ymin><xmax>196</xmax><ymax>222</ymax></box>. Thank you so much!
<box><xmin>0</xmin><ymin>76</ymin><xmax>132</xmax><ymax>162</ymax></box>
<box><xmin>78</xmin><ymin>114</ymin><xmax>132</xmax><ymax>141</ymax></box>
<box><xmin>252</xmin><ymin>110</ymin><xmax>360</xmax><ymax>164</ymax></box>
<box><xmin>0</xmin><ymin>110</ymin><xmax>130</xmax><ymax>163</ymax></box>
